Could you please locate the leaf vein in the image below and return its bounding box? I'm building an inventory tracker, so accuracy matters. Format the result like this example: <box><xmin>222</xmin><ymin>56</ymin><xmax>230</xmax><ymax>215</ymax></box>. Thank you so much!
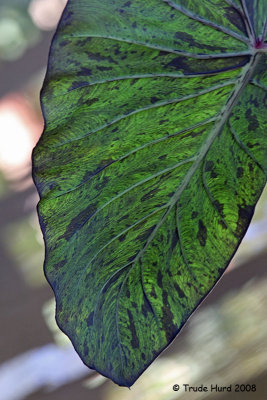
<box><xmin>121</xmin><ymin>51</ymin><xmax>262</xmax><ymax>277</ymax></box>
<box><xmin>201</xmin><ymin>159</ymin><xmax>234</xmax><ymax>234</ymax></box>
<box><xmin>54</xmin><ymin>80</ymin><xmax>236</xmax><ymax>148</ymax></box>
<box><xmin>65</xmin><ymin>34</ymin><xmax>251</xmax><ymax>59</ymax></box>
<box><xmin>240</xmin><ymin>0</ymin><xmax>256</xmax><ymax>42</ymax></box>
<box><xmin>51</xmin><ymin>116</ymin><xmax>216</xmax><ymax>199</ymax></box>
<box><xmin>228</xmin><ymin>121</ymin><xmax>266</xmax><ymax>177</ymax></box>
<box><xmin>52</xmin><ymin>73</ymin><xmax>232</xmax><ymax>98</ymax></box>
<box><xmin>66</xmin><ymin>156</ymin><xmax>196</xmax><ymax>247</ymax></box>
<box><xmin>175</xmin><ymin>204</ymin><xmax>198</xmax><ymax>283</ymax></box>
<box><xmin>249</xmin><ymin>79</ymin><xmax>267</xmax><ymax>91</ymax></box>
<box><xmin>261</xmin><ymin>18</ymin><xmax>267</xmax><ymax>42</ymax></box>
<box><xmin>86</xmin><ymin>206</ymin><xmax>168</xmax><ymax>268</ymax></box>
<box><xmin>162</xmin><ymin>0</ymin><xmax>250</xmax><ymax>44</ymax></box>
<box><xmin>139</xmin><ymin>261</ymin><xmax>162</xmax><ymax>328</ymax></box>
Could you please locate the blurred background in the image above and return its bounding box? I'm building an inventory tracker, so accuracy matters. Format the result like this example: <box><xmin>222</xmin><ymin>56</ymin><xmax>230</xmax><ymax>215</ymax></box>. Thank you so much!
<box><xmin>0</xmin><ymin>1</ymin><xmax>267</xmax><ymax>399</ymax></box>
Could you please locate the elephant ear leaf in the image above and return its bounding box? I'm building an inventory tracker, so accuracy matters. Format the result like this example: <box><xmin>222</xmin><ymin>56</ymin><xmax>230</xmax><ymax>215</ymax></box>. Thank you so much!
<box><xmin>32</xmin><ymin>0</ymin><xmax>267</xmax><ymax>387</ymax></box>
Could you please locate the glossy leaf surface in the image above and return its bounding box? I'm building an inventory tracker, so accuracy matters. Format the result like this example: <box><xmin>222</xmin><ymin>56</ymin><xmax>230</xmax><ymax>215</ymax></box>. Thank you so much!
<box><xmin>32</xmin><ymin>0</ymin><xmax>267</xmax><ymax>387</ymax></box>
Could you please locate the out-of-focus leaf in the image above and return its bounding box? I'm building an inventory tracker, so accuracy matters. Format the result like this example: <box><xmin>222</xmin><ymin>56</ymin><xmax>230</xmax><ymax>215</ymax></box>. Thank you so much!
<box><xmin>0</xmin><ymin>6</ymin><xmax>40</xmax><ymax>60</ymax></box>
<box><xmin>3</xmin><ymin>214</ymin><xmax>45</xmax><ymax>287</ymax></box>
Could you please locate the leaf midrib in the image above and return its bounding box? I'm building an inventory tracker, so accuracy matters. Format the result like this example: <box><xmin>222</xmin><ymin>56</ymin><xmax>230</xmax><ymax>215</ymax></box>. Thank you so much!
<box><xmin>73</xmin><ymin>53</ymin><xmax>261</xmax><ymax>328</ymax></box>
<box><xmin>114</xmin><ymin>51</ymin><xmax>263</xmax><ymax>367</ymax></box>
<box><xmin>124</xmin><ymin>53</ymin><xmax>261</xmax><ymax>266</ymax></box>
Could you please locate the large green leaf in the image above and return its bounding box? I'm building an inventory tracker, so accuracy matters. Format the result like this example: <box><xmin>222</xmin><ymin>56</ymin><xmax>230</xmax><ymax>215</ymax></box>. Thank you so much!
<box><xmin>32</xmin><ymin>0</ymin><xmax>267</xmax><ymax>387</ymax></box>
